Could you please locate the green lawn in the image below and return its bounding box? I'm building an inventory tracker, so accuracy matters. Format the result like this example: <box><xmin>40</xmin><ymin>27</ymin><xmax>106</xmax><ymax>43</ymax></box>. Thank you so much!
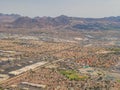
<box><xmin>59</xmin><ymin>70</ymin><xmax>87</xmax><ymax>80</ymax></box>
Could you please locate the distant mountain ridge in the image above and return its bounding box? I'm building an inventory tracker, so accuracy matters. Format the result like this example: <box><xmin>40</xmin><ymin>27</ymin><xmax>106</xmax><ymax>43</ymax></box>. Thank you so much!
<box><xmin>0</xmin><ymin>13</ymin><xmax>120</xmax><ymax>30</ymax></box>
<box><xmin>12</xmin><ymin>15</ymin><xmax>70</xmax><ymax>28</ymax></box>
<box><xmin>0</xmin><ymin>13</ymin><xmax>21</xmax><ymax>23</ymax></box>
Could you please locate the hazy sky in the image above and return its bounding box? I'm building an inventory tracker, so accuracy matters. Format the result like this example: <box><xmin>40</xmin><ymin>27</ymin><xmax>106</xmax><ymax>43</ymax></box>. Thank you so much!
<box><xmin>0</xmin><ymin>0</ymin><xmax>120</xmax><ymax>17</ymax></box>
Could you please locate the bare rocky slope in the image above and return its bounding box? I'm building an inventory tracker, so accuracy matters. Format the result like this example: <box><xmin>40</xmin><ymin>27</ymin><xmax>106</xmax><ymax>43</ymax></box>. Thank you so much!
<box><xmin>1</xmin><ymin>13</ymin><xmax>120</xmax><ymax>31</ymax></box>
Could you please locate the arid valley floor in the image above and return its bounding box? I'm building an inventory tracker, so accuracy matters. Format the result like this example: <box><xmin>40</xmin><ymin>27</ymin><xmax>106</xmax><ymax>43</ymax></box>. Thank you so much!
<box><xmin>0</xmin><ymin>14</ymin><xmax>120</xmax><ymax>90</ymax></box>
<box><xmin>0</xmin><ymin>29</ymin><xmax>120</xmax><ymax>90</ymax></box>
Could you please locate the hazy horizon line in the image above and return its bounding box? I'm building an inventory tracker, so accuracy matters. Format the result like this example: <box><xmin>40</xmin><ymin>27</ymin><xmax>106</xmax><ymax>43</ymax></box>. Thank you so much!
<box><xmin>0</xmin><ymin>12</ymin><xmax>120</xmax><ymax>19</ymax></box>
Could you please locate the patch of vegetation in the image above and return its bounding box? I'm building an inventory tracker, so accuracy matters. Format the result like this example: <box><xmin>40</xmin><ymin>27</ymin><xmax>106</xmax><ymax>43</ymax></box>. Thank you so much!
<box><xmin>109</xmin><ymin>47</ymin><xmax>120</xmax><ymax>52</ymax></box>
<box><xmin>117</xmin><ymin>80</ymin><xmax>120</xmax><ymax>83</ymax></box>
<box><xmin>59</xmin><ymin>70</ymin><xmax>87</xmax><ymax>80</ymax></box>
<box><xmin>0</xmin><ymin>87</ymin><xmax>4</xmax><ymax>90</ymax></box>
<box><xmin>108</xmin><ymin>47</ymin><xmax>120</xmax><ymax>55</ymax></box>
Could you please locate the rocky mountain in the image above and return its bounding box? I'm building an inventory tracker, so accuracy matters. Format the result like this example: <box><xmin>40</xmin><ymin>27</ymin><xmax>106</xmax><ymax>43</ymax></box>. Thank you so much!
<box><xmin>12</xmin><ymin>15</ymin><xmax>70</xmax><ymax>28</ymax></box>
<box><xmin>0</xmin><ymin>13</ymin><xmax>20</xmax><ymax>23</ymax></box>
<box><xmin>1</xmin><ymin>13</ymin><xmax>120</xmax><ymax>30</ymax></box>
